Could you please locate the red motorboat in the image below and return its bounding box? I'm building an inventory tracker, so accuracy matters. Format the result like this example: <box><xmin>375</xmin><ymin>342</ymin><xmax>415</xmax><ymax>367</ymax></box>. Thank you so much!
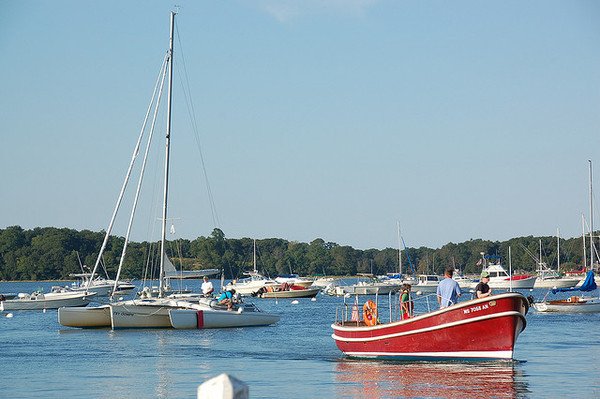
<box><xmin>331</xmin><ymin>292</ymin><xmax>529</xmax><ymax>360</ymax></box>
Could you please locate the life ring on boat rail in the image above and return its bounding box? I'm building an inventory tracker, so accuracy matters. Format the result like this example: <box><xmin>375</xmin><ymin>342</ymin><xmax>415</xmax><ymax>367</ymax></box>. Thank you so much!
<box><xmin>363</xmin><ymin>300</ymin><xmax>378</xmax><ymax>326</ymax></box>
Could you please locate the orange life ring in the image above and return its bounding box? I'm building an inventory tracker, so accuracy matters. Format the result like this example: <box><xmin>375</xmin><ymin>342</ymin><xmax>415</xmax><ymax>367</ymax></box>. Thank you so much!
<box><xmin>363</xmin><ymin>300</ymin><xmax>378</xmax><ymax>326</ymax></box>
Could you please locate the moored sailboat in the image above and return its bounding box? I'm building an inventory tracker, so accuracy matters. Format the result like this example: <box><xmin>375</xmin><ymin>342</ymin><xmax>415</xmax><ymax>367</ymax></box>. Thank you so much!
<box><xmin>533</xmin><ymin>270</ymin><xmax>600</xmax><ymax>313</ymax></box>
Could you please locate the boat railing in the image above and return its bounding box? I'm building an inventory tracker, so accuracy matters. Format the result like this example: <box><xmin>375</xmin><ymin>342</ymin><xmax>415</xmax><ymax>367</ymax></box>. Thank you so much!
<box><xmin>334</xmin><ymin>291</ymin><xmax>444</xmax><ymax>326</ymax></box>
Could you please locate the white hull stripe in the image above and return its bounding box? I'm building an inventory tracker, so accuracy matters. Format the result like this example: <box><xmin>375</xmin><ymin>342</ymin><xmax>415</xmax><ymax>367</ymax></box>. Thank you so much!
<box><xmin>332</xmin><ymin>310</ymin><xmax>524</xmax><ymax>343</ymax></box>
<box><xmin>342</xmin><ymin>350</ymin><xmax>514</xmax><ymax>359</ymax></box>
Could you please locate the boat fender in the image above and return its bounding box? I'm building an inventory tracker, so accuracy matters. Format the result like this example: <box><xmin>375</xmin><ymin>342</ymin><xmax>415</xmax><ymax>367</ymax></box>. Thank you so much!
<box><xmin>363</xmin><ymin>300</ymin><xmax>378</xmax><ymax>326</ymax></box>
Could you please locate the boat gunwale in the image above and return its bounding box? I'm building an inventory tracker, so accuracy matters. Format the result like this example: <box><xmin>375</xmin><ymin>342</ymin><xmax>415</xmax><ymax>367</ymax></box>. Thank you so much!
<box><xmin>331</xmin><ymin>292</ymin><xmax>528</xmax><ymax>333</ymax></box>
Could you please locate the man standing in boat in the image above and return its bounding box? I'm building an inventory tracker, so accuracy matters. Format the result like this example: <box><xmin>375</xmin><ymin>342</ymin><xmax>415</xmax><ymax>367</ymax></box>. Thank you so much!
<box><xmin>475</xmin><ymin>271</ymin><xmax>492</xmax><ymax>299</ymax></box>
<box><xmin>437</xmin><ymin>266</ymin><xmax>462</xmax><ymax>308</ymax></box>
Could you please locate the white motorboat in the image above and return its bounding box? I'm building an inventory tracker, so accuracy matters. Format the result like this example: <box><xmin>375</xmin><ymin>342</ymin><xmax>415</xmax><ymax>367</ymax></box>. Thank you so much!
<box><xmin>274</xmin><ymin>274</ymin><xmax>313</xmax><ymax>288</ymax></box>
<box><xmin>413</xmin><ymin>274</ymin><xmax>443</xmax><ymax>293</ymax></box>
<box><xmin>480</xmin><ymin>262</ymin><xmax>537</xmax><ymax>289</ymax></box>
<box><xmin>169</xmin><ymin>298</ymin><xmax>280</xmax><ymax>329</ymax></box>
<box><xmin>69</xmin><ymin>273</ymin><xmax>135</xmax><ymax>296</ymax></box>
<box><xmin>330</xmin><ymin>275</ymin><xmax>403</xmax><ymax>296</ymax></box>
<box><xmin>226</xmin><ymin>272</ymin><xmax>279</xmax><ymax>296</ymax></box>
<box><xmin>1</xmin><ymin>287</ymin><xmax>95</xmax><ymax>311</ymax></box>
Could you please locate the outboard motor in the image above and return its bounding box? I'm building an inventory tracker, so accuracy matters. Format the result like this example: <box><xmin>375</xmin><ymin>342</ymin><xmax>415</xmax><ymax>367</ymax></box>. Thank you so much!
<box><xmin>526</xmin><ymin>295</ymin><xmax>535</xmax><ymax>306</ymax></box>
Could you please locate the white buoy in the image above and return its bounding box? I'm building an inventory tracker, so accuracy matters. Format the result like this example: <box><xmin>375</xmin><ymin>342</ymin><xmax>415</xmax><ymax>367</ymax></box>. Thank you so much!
<box><xmin>344</xmin><ymin>293</ymin><xmax>351</xmax><ymax>299</ymax></box>
<box><xmin>6</xmin><ymin>313</ymin><xmax>14</xmax><ymax>318</ymax></box>
<box><xmin>43</xmin><ymin>309</ymin><xmax>47</xmax><ymax>313</ymax></box>
<box><xmin>198</xmin><ymin>373</ymin><xmax>248</xmax><ymax>399</ymax></box>
<box><xmin>311</xmin><ymin>297</ymin><xmax>317</xmax><ymax>302</ymax></box>
<box><xmin>291</xmin><ymin>300</ymin><xmax>299</xmax><ymax>305</ymax></box>
<box><xmin>416</xmin><ymin>290</ymin><xmax>423</xmax><ymax>296</ymax></box>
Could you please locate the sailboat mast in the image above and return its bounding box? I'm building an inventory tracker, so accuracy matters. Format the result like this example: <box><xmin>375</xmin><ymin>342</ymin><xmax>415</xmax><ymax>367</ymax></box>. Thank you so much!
<box><xmin>589</xmin><ymin>160</ymin><xmax>594</xmax><ymax>270</ymax></box>
<box><xmin>583</xmin><ymin>214</ymin><xmax>588</xmax><ymax>270</ymax></box>
<box><xmin>397</xmin><ymin>221</ymin><xmax>402</xmax><ymax>276</ymax></box>
<box><xmin>557</xmin><ymin>228</ymin><xmax>560</xmax><ymax>273</ymax></box>
<box><xmin>159</xmin><ymin>11</ymin><xmax>176</xmax><ymax>298</ymax></box>
<box><xmin>253</xmin><ymin>239</ymin><xmax>257</xmax><ymax>273</ymax></box>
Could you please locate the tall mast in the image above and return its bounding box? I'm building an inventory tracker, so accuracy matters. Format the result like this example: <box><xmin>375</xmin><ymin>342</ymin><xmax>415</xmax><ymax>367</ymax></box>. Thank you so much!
<box><xmin>159</xmin><ymin>11</ymin><xmax>176</xmax><ymax>298</ymax></box>
<box><xmin>253</xmin><ymin>239</ymin><xmax>257</xmax><ymax>273</ymax></box>
<box><xmin>397</xmin><ymin>221</ymin><xmax>402</xmax><ymax>276</ymax></box>
<box><xmin>582</xmin><ymin>214</ymin><xmax>588</xmax><ymax>270</ymax></box>
<box><xmin>538</xmin><ymin>239</ymin><xmax>542</xmax><ymax>270</ymax></box>
<box><xmin>589</xmin><ymin>160</ymin><xmax>594</xmax><ymax>270</ymax></box>
<box><xmin>557</xmin><ymin>228</ymin><xmax>560</xmax><ymax>273</ymax></box>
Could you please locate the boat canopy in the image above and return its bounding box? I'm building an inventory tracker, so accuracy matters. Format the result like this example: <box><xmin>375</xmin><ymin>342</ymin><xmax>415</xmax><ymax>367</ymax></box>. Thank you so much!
<box><xmin>552</xmin><ymin>271</ymin><xmax>597</xmax><ymax>294</ymax></box>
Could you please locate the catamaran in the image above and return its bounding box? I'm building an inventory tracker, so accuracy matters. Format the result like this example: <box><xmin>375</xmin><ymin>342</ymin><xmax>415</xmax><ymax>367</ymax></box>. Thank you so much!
<box><xmin>59</xmin><ymin>11</ymin><xmax>278</xmax><ymax>329</ymax></box>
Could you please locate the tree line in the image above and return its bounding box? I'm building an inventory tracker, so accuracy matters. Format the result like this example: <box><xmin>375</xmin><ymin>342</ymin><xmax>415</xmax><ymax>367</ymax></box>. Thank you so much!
<box><xmin>0</xmin><ymin>225</ymin><xmax>592</xmax><ymax>281</ymax></box>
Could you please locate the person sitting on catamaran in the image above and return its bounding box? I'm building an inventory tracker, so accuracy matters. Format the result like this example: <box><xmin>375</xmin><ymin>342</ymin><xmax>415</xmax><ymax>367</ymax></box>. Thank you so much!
<box><xmin>201</xmin><ymin>276</ymin><xmax>214</xmax><ymax>297</ymax></box>
<box><xmin>217</xmin><ymin>289</ymin><xmax>236</xmax><ymax>310</ymax></box>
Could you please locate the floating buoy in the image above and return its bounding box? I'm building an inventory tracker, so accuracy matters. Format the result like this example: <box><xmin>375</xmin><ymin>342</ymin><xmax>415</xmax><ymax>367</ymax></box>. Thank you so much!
<box><xmin>416</xmin><ymin>290</ymin><xmax>423</xmax><ymax>296</ymax></box>
<box><xmin>291</xmin><ymin>300</ymin><xmax>299</xmax><ymax>305</ymax></box>
<box><xmin>344</xmin><ymin>293</ymin><xmax>351</xmax><ymax>299</ymax></box>
<box><xmin>311</xmin><ymin>297</ymin><xmax>317</xmax><ymax>302</ymax></box>
<box><xmin>6</xmin><ymin>313</ymin><xmax>13</xmax><ymax>318</ymax></box>
<box><xmin>43</xmin><ymin>309</ymin><xmax>47</xmax><ymax>313</ymax></box>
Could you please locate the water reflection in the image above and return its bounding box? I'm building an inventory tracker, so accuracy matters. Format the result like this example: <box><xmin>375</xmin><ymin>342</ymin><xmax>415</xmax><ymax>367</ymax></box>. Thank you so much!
<box><xmin>335</xmin><ymin>359</ymin><xmax>530</xmax><ymax>399</ymax></box>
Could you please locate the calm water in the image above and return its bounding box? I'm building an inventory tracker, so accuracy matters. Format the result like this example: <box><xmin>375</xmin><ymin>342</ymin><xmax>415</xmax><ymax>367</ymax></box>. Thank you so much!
<box><xmin>1</xmin><ymin>280</ymin><xmax>600</xmax><ymax>399</ymax></box>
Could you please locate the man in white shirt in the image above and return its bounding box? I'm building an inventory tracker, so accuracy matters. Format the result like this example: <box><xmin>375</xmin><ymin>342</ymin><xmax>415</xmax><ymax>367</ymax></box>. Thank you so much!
<box><xmin>201</xmin><ymin>276</ymin><xmax>214</xmax><ymax>297</ymax></box>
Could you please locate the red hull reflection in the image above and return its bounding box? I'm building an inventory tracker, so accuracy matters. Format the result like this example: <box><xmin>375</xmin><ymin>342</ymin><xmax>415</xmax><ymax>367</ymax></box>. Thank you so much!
<box><xmin>335</xmin><ymin>359</ymin><xmax>529</xmax><ymax>399</ymax></box>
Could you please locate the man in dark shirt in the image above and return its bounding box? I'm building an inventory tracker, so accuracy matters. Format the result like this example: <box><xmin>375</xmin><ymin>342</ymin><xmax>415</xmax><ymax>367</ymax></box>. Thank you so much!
<box><xmin>475</xmin><ymin>271</ymin><xmax>492</xmax><ymax>299</ymax></box>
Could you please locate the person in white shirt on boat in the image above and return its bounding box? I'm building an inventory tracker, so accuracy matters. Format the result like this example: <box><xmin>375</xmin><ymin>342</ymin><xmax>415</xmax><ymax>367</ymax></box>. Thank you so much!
<box><xmin>201</xmin><ymin>276</ymin><xmax>214</xmax><ymax>297</ymax></box>
<box><xmin>437</xmin><ymin>266</ymin><xmax>462</xmax><ymax>308</ymax></box>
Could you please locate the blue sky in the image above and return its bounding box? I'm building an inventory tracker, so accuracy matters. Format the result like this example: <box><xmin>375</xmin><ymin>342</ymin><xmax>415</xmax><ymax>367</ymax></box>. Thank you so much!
<box><xmin>1</xmin><ymin>1</ymin><xmax>599</xmax><ymax>250</ymax></box>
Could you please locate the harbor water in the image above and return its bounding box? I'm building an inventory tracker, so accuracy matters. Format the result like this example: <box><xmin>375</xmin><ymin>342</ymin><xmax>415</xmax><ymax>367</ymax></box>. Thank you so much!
<box><xmin>1</xmin><ymin>280</ymin><xmax>600</xmax><ymax>399</ymax></box>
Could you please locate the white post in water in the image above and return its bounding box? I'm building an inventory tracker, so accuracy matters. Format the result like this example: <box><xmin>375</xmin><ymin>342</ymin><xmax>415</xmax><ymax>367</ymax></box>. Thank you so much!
<box><xmin>198</xmin><ymin>374</ymin><xmax>249</xmax><ymax>399</ymax></box>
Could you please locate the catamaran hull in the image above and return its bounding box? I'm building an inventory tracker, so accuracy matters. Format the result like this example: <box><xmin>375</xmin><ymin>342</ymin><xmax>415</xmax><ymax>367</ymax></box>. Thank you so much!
<box><xmin>1</xmin><ymin>293</ymin><xmax>95</xmax><ymax>311</ymax></box>
<box><xmin>332</xmin><ymin>293</ymin><xmax>528</xmax><ymax>360</ymax></box>
<box><xmin>169</xmin><ymin>309</ymin><xmax>280</xmax><ymax>329</ymax></box>
<box><xmin>110</xmin><ymin>303</ymin><xmax>173</xmax><ymax>329</ymax></box>
<box><xmin>58</xmin><ymin>305</ymin><xmax>112</xmax><ymax>327</ymax></box>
